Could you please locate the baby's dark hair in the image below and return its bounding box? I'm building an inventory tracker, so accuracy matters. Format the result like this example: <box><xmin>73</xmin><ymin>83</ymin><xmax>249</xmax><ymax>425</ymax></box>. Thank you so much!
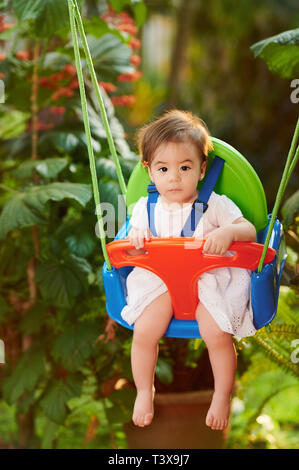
<box><xmin>137</xmin><ymin>109</ymin><xmax>213</xmax><ymax>167</ymax></box>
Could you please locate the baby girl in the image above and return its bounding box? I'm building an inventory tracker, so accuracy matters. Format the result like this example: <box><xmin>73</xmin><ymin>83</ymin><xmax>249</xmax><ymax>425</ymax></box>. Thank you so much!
<box><xmin>121</xmin><ymin>110</ymin><xmax>257</xmax><ymax>431</ymax></box>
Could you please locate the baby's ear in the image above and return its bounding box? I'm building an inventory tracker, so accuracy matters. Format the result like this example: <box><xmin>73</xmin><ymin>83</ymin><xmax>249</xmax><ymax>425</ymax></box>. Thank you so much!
<box><xmin>199</xmin><ymin>160</ymin><xmax>207</xmax><ymax>180</ymax></box>
<box><xmin>147</xmin><ymin>166</ymin><xmax>153</xmax><ymax>180</ymax></box>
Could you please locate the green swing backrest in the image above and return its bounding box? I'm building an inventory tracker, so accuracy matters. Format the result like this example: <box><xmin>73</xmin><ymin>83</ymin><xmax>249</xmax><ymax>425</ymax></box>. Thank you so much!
<box><xmin>126</xmin><ymin>137</ymin><xmax>268</xmax><ymax>233</ymax></box>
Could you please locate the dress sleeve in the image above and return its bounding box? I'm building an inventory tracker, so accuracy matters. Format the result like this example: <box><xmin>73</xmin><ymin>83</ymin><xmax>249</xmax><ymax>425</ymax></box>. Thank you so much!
<box><xmin>129</xmin><ymin>196</ymin><xmax>149</xmax><ymax>230</ymax></box>
<box><xmin>214</xmin><ymin>194</ymin><xmax>243</xmax><ymax>227</ymax></box>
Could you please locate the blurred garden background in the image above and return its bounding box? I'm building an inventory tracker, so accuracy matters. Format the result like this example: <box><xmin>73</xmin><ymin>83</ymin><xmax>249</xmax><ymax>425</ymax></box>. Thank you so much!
<box><xmin>0</xmin><ymin>0</ymin><xmax>298</xmax><ymax>449</ymax></box>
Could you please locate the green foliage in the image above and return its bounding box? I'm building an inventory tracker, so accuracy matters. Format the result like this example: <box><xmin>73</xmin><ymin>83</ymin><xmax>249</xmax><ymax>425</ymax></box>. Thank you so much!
<box><xmin>3</xmin><ymin>345</ymin><xmax>46</xmax><ymax>403</ymax></box>
<box><xmin>281</xmin><ymin>189</ymin><xmax>299</xmax><ymax>227</ymax></box>
<box><xmin>0</xmin><ymin>0</ymin><xmax>143</xmax><ymax>449</ymax></box>
<box><xmin>251</xmin><ymin>28</ymin><xmax>299</xmax><ymax>78</ymax></box>
<box><xmin>13</xmin><ymin>157</ymin><xmax>69</xmax><ymax>180</ymax></box>
<box><xmin>0</xmin><ymin>111</ymin><xmax>31</xmax><ymax>139</ymax></box>
<box><xmin>35</xmin><ymin>255</ymin><xmax>92</xmax><ymax>307</ymax></box>
<box><xmin>13</xmin><ymin>0</ymin><xmax>72</xmax><ymax>39</ymax></box>
<box><xmin>87</xmin><ymin>33</ymin><xmax>133</xmax><ymax>77</ymax></box>
<box><xmin>0</xmin><ymin>183</ymin><xmax>92</xmax><ymax>238</ymax></box>
<box><xmin>51</xmin><ymin>322</ymin><xmax>99</xmax><ymax>371</ymax></box>
<box><xmin>39</xmin><ymin>373</ymin><xmax>83</xmax><ymax>424</ymax></box>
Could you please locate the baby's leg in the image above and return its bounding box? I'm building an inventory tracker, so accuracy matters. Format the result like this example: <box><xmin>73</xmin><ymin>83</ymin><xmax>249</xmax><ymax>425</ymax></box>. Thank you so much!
<box><xmin>131</xmin><ymin>291</ymin><xmax>173</xmax><ymax>427</ymax></box>
<box><xmin>196</xmin><ymin>302</ymin><xmax>236</xmax><ymax>431</ymax></box>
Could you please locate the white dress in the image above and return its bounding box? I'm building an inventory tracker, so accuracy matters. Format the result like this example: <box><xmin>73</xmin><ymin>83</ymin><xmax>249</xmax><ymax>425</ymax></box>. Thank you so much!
<box><xmin>121</xmin><ymin>192</ymin><xmax>257</xmax><ymax>338</ymax></box>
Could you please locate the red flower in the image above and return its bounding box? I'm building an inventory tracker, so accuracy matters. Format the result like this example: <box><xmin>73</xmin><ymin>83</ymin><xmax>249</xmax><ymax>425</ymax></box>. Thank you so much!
<box><xmin>110</xmin><ymin>95</ymin><xmax>136</xmax><ymax>107</ymax></box>
<box><xmin>129</xmin><ymin>38</ymin><xmax>141</xmax><ymax>50</ymax></box>
<box><xmin>52</xmin><ymin>72</ymin><xmax>66</xmax><ymax>81</ymax></box>
<box><xmin>98</xmin><ymin>81</ymin><xmax>117</xmax><ymax>93</ymax></box>
<box><xmin>120</xmin><ymin>11</ymin><xmax>136</xmax><ymax>25</ymax></box>
<box><xmin>50</xmin><ymin>106</ymin><xmax>66</xmax><ymax>115</ymax></box>
<box><xmin>0</xmin><ymin>15</ymin><xmax>13</xmax><ymax>33</ymax></box>
<box><xmin>117</xmin><ymin>71</ymin><xmax>142</xmax><ymax>82</ymax></box>
<box><xmin>16</xmin><ymin>50</ymin><xmax>30</xmax><ymax>61</ymax></box>
<box><xmin>39</xmin><ymin>77</ymin><xmax>59</xmax><ymax>90</ymax></box>
<box><xmin>27</xmin><ymin>121</ymin><xmax>54</xmax><ymax>132</ymax></box>
<box><xmin>69</xmin><ymin>78</ymin><xmax>79</xmax><ymax>90</ymax></box>
<box><xmin>0</xmin><ymin>21</ymin><xmax>14</xmax><ymax>33</ymax></box>
<box><xmin>62</xmin><ymin>64</ymin><xmax>77</xmax><ymax>76</ymax></box>
<box><xmin>0</xmin><ymin>53</ymin><xmax>6</xmax><ymax>61</ymax></box>
<box><xmin>130</xmin><ymin>55</ymin><xmax>141</xmax><ymax>66</ymax></box>
<box><xmin>117</xmin><ymin>23</ymin><xmax>138</xmax><ymax>35</ymax></box>
<box><xmin>51</xmin><ymin>88</ymin><xmax>74</xmax><ymax>101</ymax></box>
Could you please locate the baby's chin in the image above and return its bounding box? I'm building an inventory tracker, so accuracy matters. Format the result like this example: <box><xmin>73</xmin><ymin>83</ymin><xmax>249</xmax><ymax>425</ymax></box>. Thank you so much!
<box><xmin>161</xmin><ymin>192</ymin><xmax>196</xmax><ymax>206</ymax></box>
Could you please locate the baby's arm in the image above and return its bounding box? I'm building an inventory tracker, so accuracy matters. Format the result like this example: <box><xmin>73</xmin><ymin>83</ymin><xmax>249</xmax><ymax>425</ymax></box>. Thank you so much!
<box><xmin>203</xmin><ymin>217</ymin><xmax>256</xmax><ymax>255</ymax></box>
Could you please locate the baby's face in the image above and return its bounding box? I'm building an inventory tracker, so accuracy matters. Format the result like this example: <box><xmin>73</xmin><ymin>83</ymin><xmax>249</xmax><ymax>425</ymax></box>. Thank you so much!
<box><xmin>148</xmin><ymin>141</ymin><xmax>207</xmax><ymax>206</ymax></box>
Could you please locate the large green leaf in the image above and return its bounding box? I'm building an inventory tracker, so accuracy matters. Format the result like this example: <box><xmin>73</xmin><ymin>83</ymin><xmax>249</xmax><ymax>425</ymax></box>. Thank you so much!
<box><xmin>251</xmin><ymin>28</ymin><xmax>299</xmax><ymax>78</ymax></box>
<box><xmin>51</xmin><ymin>323</ymin><xmax>99</xmax><ymax>372</ymax></box>
<box><xmin>132</xmin><ymin>1</ymin><xmax>147</xmax><ymax>28</ymax></box>
<box><xmin>45</xmin><ymin>132</ymin><xmax>81</xmax><ymax>153</ymax></box>
<box><xmin>13</xmin><ymin>158</ymin><xmax>68</xmax><ymax>180</ymax></box>
<box><xmin>281</xmin><ymin>189</ymin><xmax>299</xmax><ymax>226</ymax></box>
<box><xmin>25</xmin><ymin>183</ymin><xmax>92</xmax><ymax>211</ymax></box>
<box><xmin>19</xmin><ymin>302</ymin><xmax>47</xmax><ymax>335</ymax></box>
<box><xmin>96</xmin><ymin>158</ymin><xmax>118</xmax><ymax>181</ymax></box>
<box><xmin>3</xmin><ymin>346</ymin><xmax>46</xmax><ymax>403</ymax></box>
<box><xmin>0</xmin><ymin>193</ymin><xmax>46</xmax><ymax>239</ymax></box>
<box><xmin>36</xmin><ymin>158</ymin><xmax>69</xmax><ymax>178</ymax></box>
<box><xmin>65</xmin><ymin>231</ymin><xmax>96</xmax><ymax>257</ymax></box>
<box><xmin>39</xmin><ymin>374</ymin><xmax>83</xmax><ymax>424</ymax></box>
<box><xmin>35</xmin><ymin>255</ymin><xmax>92</xmax><ymax>308</ymax></box>
<box><xmin>89</xmin><ymin>33</ymin><xmax>134</xmax><ymax>77</ymax></box>
<box><xmin>0</xmin><ymin>111</ymin><xmax>30</xmax><ymax>139</ymax></box>
<box><xmin>0</xmin><ymin>183</ymin><xmax>92</xmax><ymax>238</ymax></box>
<box><xmin>13</xmin><ymin>0</ymin><xmax>70</xmax><ymax>38</ymax></box>
<box><xmin>50</xmin><ymin>219</ymin><xmax>96</xmax><ymax>257</ymax></box>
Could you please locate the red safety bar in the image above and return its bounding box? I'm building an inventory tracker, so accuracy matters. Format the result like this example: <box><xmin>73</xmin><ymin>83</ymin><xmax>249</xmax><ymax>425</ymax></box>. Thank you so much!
<box><xmin>106</xmin><ymin>238</ymin><xmax>276</xmax><ymax>321</ymax></box>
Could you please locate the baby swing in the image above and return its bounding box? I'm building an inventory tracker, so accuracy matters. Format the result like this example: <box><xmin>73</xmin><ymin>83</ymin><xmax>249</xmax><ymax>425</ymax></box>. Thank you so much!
<box><xmin>68</xmin><ymin>0</ymin><xmax>297</xmax><ymax>339</ymax></box>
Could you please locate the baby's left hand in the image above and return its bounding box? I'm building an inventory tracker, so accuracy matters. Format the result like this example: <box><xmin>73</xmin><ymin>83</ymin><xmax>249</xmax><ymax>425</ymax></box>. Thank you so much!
<box><xmin>203</xmin><ymin>226</ymin><xmax>234</xmax><ymax>255</ymax></box>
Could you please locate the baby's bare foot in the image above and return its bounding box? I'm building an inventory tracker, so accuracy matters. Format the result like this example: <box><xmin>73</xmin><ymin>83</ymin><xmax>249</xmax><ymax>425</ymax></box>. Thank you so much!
<box><xmin>132</xmin><ymin>387</ymin><xmax>155</xmax><ymax>427</ymax></box>
<box><xmin>206</xmin><ymin>392</ymin><xmax>231</xmax><ymax>431</ymax></box>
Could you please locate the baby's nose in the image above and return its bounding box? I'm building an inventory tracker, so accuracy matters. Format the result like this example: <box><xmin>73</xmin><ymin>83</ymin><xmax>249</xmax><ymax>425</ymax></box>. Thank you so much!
<box><xmin>169</xmin><ymin>170</ymin><xmax>180</xmax><ymax>181</ymax></box>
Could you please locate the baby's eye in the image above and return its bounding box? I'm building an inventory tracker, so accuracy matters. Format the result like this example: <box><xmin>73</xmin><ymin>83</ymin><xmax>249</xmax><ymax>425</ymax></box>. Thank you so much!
<box><xmin>158</xmin><ymin>167</ymin><xmax>168</xmax><ymax>172</ymax></box>
<box><xmin>181</xmin><ymin>165</ymin><xmax>190</xmax><ymax>171</ymax></box>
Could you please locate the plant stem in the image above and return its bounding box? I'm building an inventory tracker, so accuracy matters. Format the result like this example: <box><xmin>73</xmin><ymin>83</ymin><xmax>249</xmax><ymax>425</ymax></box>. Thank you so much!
<box><xmin>31</xmin><ymin>42</ymin><xmax>40</xmax><ymax>164</ymax></box>
<box><xmin>257</xmin><ymin>117</ymin><xmax>299</xmax><ymax>272</ymax></box>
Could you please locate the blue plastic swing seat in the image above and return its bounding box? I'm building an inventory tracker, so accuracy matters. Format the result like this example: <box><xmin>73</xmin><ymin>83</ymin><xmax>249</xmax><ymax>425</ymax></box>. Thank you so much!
<box><xmin>102</xmin><ymin>138</ymin><xmax>287</xmax><ymax>338</ymax></box>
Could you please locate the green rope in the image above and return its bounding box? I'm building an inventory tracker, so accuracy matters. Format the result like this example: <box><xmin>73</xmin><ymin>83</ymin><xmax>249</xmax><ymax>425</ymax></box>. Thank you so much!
<box><xmin>72</xmin><ymin>0</ymin><xmax>127</xmax><ymax>198</ymax></box>
<box><xmin>68</xmin><ymin>0</ymin><xmax>112</xmax><ymax>270</ymax></box>
<box><xmin>257</xmin><ymin>117</ymin><xmax>299</xmax><ymax>273</ymax></box>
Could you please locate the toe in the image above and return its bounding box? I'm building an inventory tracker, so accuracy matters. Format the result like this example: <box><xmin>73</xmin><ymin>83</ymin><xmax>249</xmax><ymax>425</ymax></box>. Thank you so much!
<box><xmin>144</xmin><ymin>413</ymin><xmax>153</xmax><ymax>426</ymax></box>
<box><xmin>133</xmin><ymin>415</ymin><xmax>142</xmax><ymax>427</ymax></box>
<box><xmin>138</xmin><ymin>415</ymin><xmax>146</xmax><ymax>427</ymax></box>
<box><xmin>212</xmin><ymin>419</ymin><xmax>219</xmax><ymax>430</ymax></box>
<box><xmin>206</xmin><ymin>413</ymin><xmax>213</xmax><ymax>428</ymax></box>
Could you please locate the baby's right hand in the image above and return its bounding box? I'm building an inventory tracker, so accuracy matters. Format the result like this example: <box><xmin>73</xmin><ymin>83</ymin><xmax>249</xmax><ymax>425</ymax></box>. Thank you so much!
<box><xmin>128</xmin><ymin>227</ymin><xmax>151</xmax><ymax>249</ymax></box>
